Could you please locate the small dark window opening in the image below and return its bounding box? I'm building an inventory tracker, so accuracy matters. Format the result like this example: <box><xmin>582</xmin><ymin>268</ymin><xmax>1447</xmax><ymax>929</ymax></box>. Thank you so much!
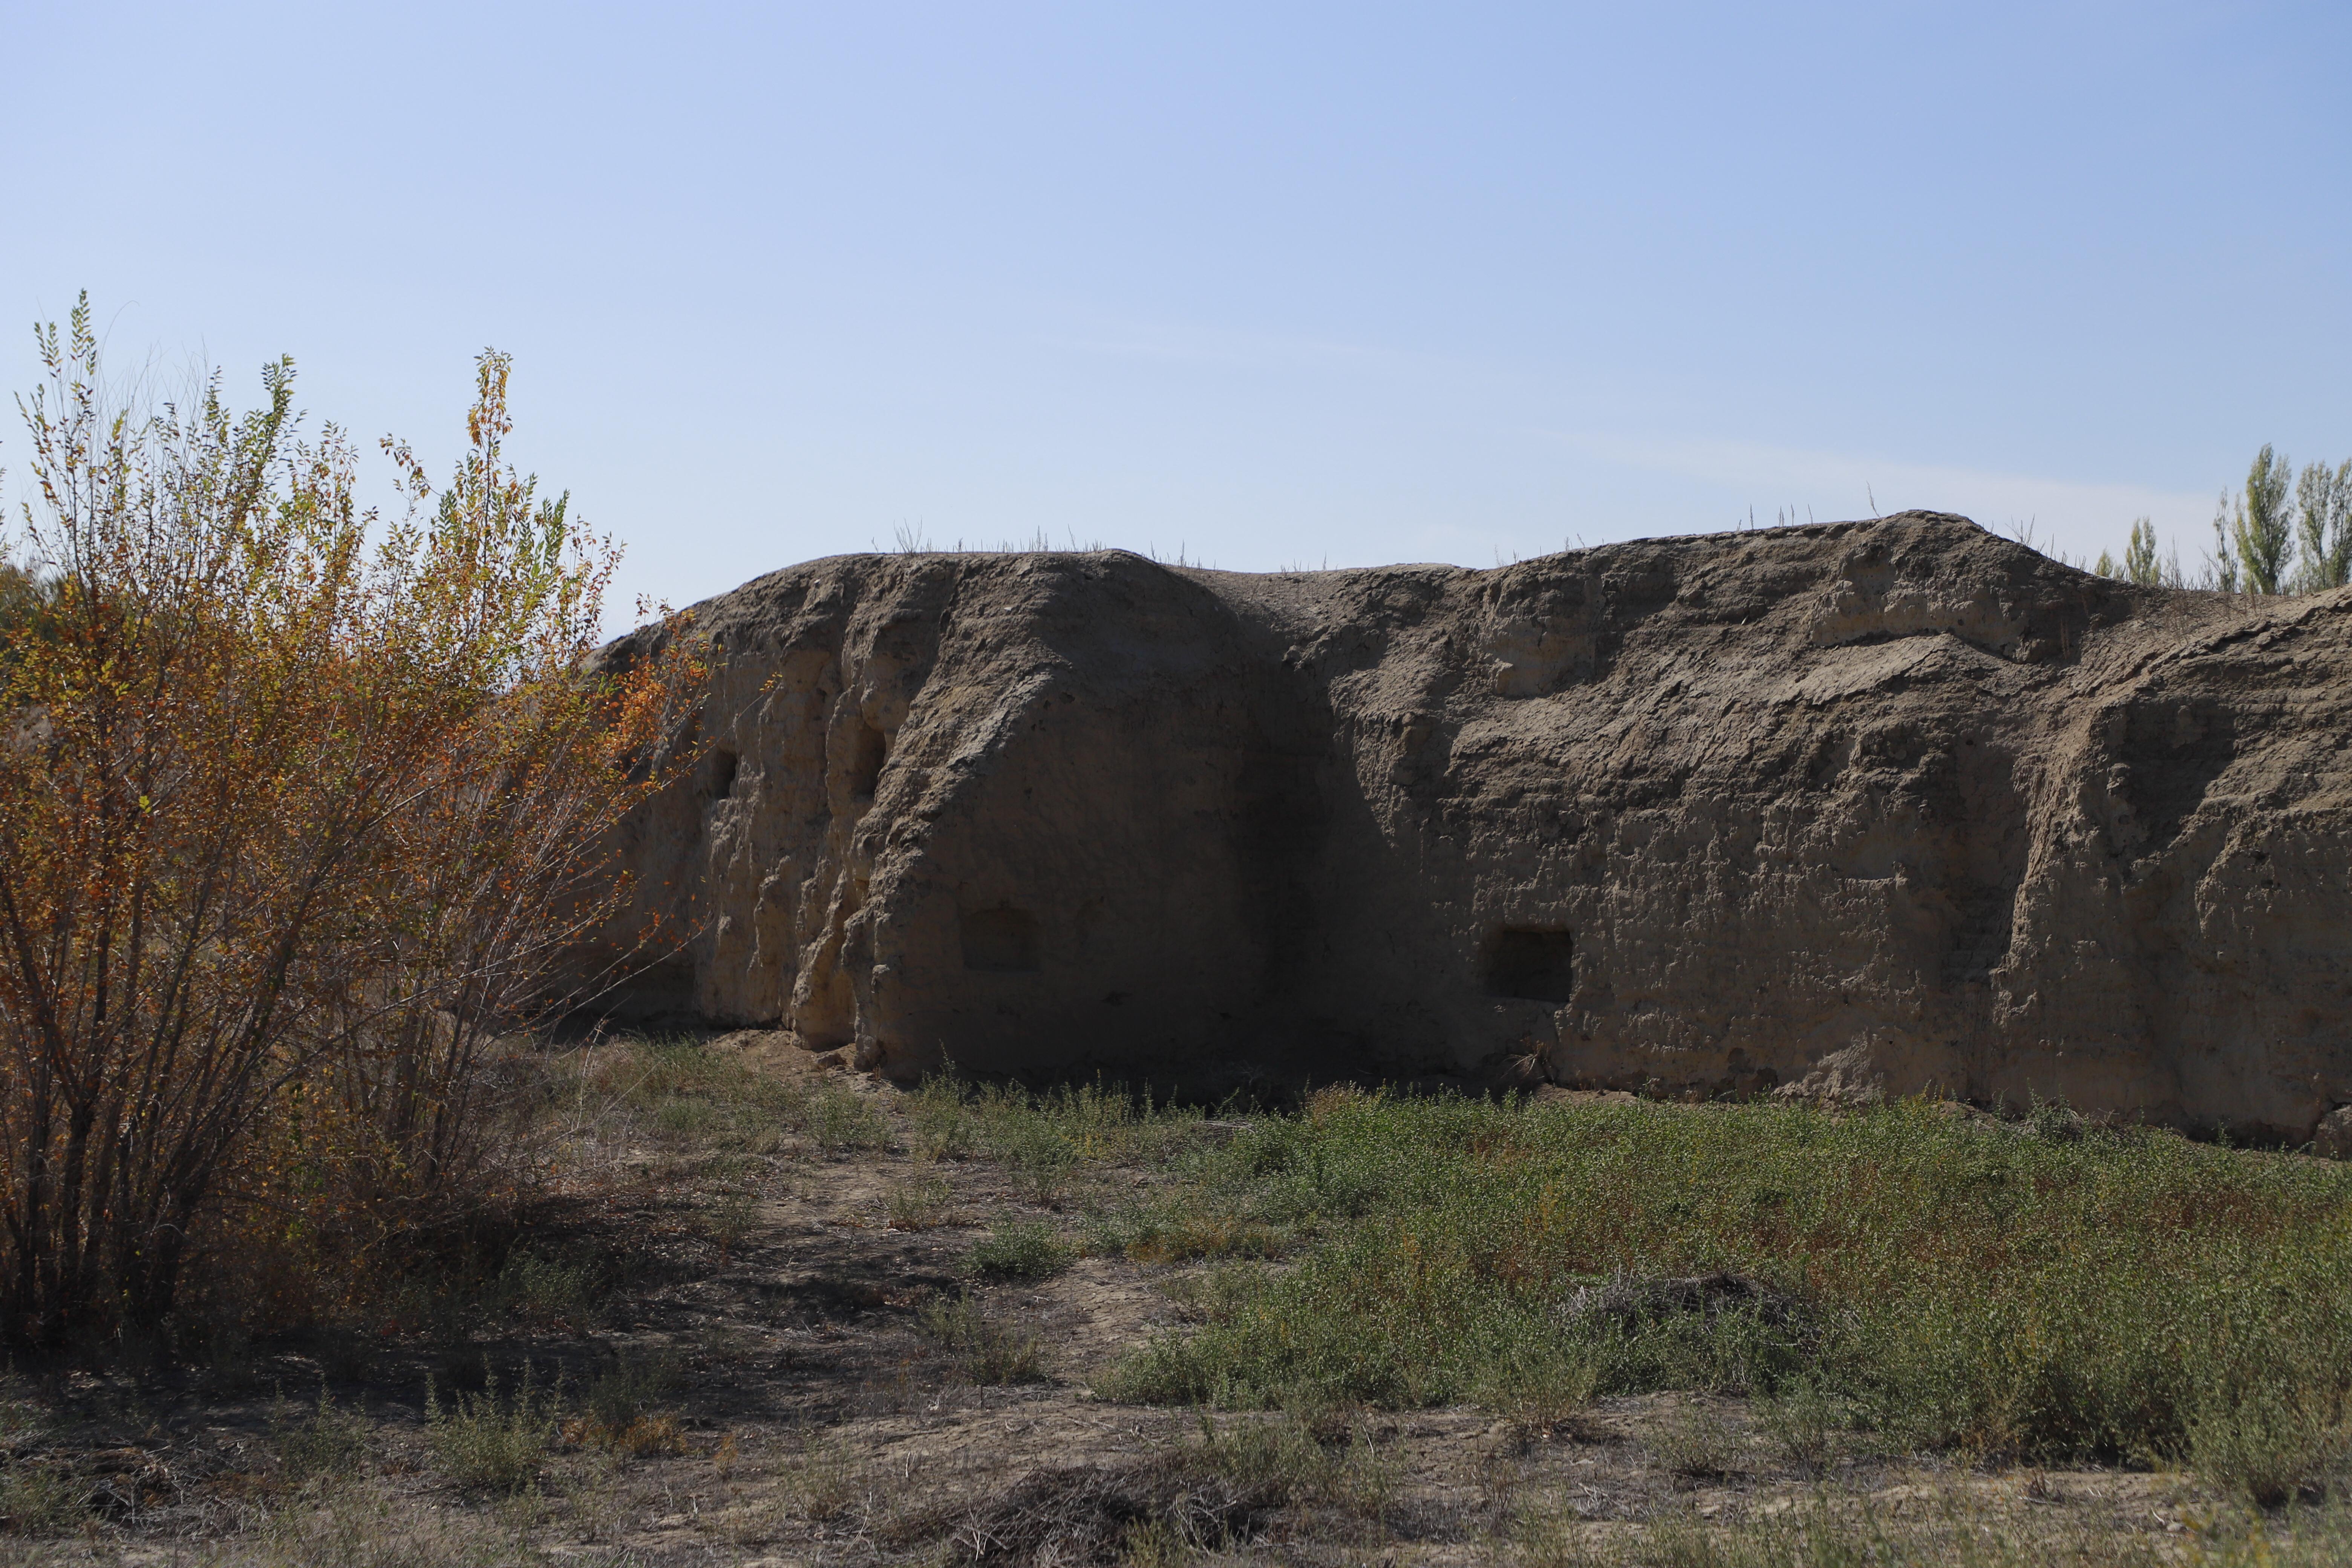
<box><xmin>1484</xmin><ymin>928</ymin><xmax>1575</xmax><ymax>1003</ymax></box>
<box><xmin>847</xmin><ymin>721</ymin><xmax>888</xmax><ymax>801</ymax></box>
<box><xmin>961</xmin><ymin>907</ymin><xmax>1040</xmax><ymax>973</ymax></box>
<box><xmin>707</xmin><ymin>748</ymin><xmax>741</xmax><ymax>801</ymax></box>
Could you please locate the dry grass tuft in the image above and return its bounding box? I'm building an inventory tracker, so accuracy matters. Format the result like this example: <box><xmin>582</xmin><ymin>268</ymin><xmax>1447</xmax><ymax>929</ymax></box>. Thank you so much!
<box><xmin>897</xmin><ymin>1456</ymin><xmax>1282</xmax><ymax>1566</ymax></box>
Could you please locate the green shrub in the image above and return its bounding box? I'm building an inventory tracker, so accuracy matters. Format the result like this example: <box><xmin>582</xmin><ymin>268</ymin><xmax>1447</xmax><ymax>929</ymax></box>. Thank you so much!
<box><xmin>0</xmin><ymin>1388</ymin><xmax>41</xmax><ymax>1445</ymax></box>
<box><xmin>1090</xmin><ymin>1196</ymin><xmax>1287</xmax><ymax>1264</ymax></box>
<box><xmin>579</xmin><ymin>1352</ymin><xmax>677</xmax><ymax>1439</ymax></box>
<box><xmin>906</xmin><ymin>1074</ymin><xmax>976</xmax><ymax>1161</ymax></box>
<box><xmin>778</xmin><ymin>1435</ymin><xmax>867</xmax><ymax>1523</ymax></box>
<box><xmin>885</xmin><ymin>1176</ymin><xmax>956</xmax><ymax>1231</ymax></box>
<box><xmin>2188</xmin><ymin>1387</ymin><xmax>2352</xmax><ymax>1507</ymax></box>
<box><xmin>1651</xmin><ymin>1403</ymin><xmax>1738</xmax><ymax>1479</ymax></box>
<box><xmin>985</xmin><ymin>1113</ymin><xmax>1080</xmax><ymax>1203</ymax></box>
<box><xmin>653</xmin><ymin>1098</ymin><xmax>721</xmax><ymax>1141</ymax></box>
<box><xmin>271</xmin><ymin>1384</ymin><xmax>372</xmax><ymax>1484</ymax></box>
<box><xmin>917</xmin><ymin>1292</ymin><xmax>1046</xmax><ymax>1384</ymax></box>
<box><xmin>700</xmin><ymin>1187</ymin><xmax>762</xmax><ymax>1259</ymax></box>
<box><xmin>1471</xmin><ymin>1341</ymin><xmax>1597</xmax><ymax>1443</ymax></box>
<box><xmin>969</xmin><ymin>1216</ymin><xmax>1075</xmax><ymax>1281</ymax></box>
<box><xmin>0</xmin><ymin>1460</ymin><xmax>80</xmax><ymax>1535</ymax></box>
<box><xmin>1188</xmin><ymin>1409</ymin><xmax>1393</xmax><ymax>1517</ymax></box>
<box><xmin>971</xmin><ymin>1078</ymin><xmax>1207</xmax><ymax>1190</ymax></box>
<box><xmin>1119</xmin><ymin>1515</ymin><xmax>1186</xmax><ymax>1568</ymax></box>
<box><xmin>484</xmin><ymin>1250</ymin><xmax>595</xmax><ymax>1328</ymax></box>
<box><xmin>245</xmin><ymin>1481</ymin><xmax>551</xmax><ymax>1566</ymax></box>
<box><xmin>425</xmin><ymin>1361</ymin><xmax>560</xmax><ymax>1494</ymax></box>
<box><xmin>802</xmin><ymin>1077</ymin><xmax>890</xmax><ymax>1154</ymax></box>
<box><xmin>591</xmin><ymin>1037</ymin><xmax>805</xmax><ymax>1153</ymax></box>
<box><xmin>1756</xmin><ymin>1378</ymin><xmax>1844</xmax><ymax>1477</ymax></box>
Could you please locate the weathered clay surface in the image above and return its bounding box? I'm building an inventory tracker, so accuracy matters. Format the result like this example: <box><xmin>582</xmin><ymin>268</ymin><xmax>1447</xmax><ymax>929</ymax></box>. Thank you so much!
<box><xmin>592</xmin><ymin>512</ymin><xmax>2352</xmax><ymax>1138</ymax></box>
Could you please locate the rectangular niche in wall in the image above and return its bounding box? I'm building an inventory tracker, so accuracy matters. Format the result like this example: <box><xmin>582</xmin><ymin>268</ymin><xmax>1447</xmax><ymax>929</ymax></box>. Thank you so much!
<box><xmin>961</xmin><ymin>907</ymin><xmax>1041</xmax><ymax>972</ymax></box>
<box><xmin>1483</xmin><ymin>927</ymin><xmax>1574</xmax><ymax>1003</ymax></box>
<box><xmin>847</xmin><ymin>720</ymin><xmax>888</xmax><ymax>801</ymax></box>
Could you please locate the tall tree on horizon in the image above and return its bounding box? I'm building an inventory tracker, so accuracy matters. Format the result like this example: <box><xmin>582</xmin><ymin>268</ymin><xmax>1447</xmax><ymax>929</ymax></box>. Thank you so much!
<box><xmin>2227</xmin><ymin>445</ymin><xmax>2296</xmax><ymax>594</ymax></box>
<box><xmin>2122</xmin><ymin>517</ymin><xmax>2163</xmax><ymax>585</ymax></box>
<box><xmin>2295</xmin><ymin>458</ymin><xmax>2352</xmax><ymax>591</ymax></box>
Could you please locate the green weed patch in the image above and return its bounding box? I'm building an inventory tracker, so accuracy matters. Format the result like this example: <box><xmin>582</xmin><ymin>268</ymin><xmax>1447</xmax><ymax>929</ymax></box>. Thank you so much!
<box><xmin>1095</xmin><ymin>1091</ymin><xmax>2352</xmax><ymax>1470</ymax></box>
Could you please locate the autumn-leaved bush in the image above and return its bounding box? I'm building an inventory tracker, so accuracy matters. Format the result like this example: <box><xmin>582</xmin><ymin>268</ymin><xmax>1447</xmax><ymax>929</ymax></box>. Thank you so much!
<box><xmin>0</xmin><ymin>296</ymin><xmax>706</xmax><ymax>1346</ymax></box>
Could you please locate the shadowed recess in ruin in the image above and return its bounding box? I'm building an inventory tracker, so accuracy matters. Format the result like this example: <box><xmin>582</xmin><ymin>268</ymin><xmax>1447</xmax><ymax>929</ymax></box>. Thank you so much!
<box><xmin>1484</xmin><ymin>929</ymin><xmax>1576</xmax><ymax>1004</ymax></box>
<box><xmin>962</xmin><ymin>908</ymin><xmax>1041</xmax><ymax>974</ymax></box>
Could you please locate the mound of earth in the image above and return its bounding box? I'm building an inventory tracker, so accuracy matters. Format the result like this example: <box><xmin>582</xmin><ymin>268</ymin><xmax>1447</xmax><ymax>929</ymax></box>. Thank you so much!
<box><xmin>586</xmin><ymin>512</ymin><xmax>2352</xmax><ymax>1139</ymax></box>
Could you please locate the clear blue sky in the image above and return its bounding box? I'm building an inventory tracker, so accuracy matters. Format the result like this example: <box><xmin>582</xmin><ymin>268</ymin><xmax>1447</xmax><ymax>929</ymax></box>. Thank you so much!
<box><xmin>5</xmin><ymin>3</ymin><xmax>2347</xmax><ymax>616</ymax></box>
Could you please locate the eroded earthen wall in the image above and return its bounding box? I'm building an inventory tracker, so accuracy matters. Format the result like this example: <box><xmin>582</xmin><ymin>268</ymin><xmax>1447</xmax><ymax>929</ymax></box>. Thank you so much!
<box><xmin>590</xmin><ymin>513</ymin><xmax>2352</xmax><ymax>1138</ymax></box>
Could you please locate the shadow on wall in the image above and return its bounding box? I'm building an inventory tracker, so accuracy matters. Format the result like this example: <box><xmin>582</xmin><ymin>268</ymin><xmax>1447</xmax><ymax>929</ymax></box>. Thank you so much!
<box><xmin>961</xmin><ymin>907</ymin><xmax>1041</xmax><ymax>974</ymax></box>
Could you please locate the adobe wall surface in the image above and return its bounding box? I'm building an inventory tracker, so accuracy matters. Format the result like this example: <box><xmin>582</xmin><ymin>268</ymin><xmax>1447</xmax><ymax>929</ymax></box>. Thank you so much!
<box><xmin>591</xmin><ymin>513</ymin><xmax>2352</xmax><ymax>1138</ymax></box>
